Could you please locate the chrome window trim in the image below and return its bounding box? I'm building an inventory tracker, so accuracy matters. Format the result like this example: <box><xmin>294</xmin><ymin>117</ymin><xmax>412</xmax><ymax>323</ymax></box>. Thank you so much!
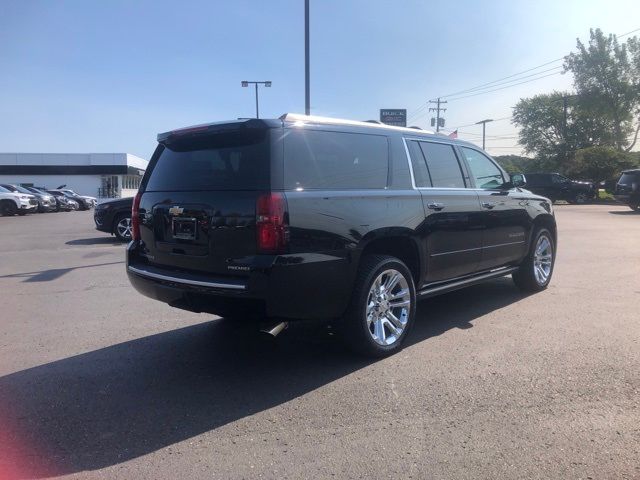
<box><xmin>128</xmin><ymin>266</ymin><xmax>246</xmax><ymax>290</ymax></box>
<box><xmin>429</xmin><ymin>240</ymin><xmax>525</xmax><ymax>258</ymax></box>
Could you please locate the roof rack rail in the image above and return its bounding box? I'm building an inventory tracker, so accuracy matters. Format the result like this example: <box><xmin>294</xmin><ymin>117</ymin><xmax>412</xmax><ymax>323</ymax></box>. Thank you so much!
<box><xmin>279</xmin><ymin>113</ymin><xmax>436</xmax><ymax>135</ymax></box>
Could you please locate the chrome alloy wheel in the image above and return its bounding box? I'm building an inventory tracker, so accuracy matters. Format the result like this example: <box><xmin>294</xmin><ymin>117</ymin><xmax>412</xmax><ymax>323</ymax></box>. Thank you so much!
<box><xmin>366</xmin><ymin>269</ymin><xmax>411</xmax><ymax>346</ymax></box>
<box><xmin>116</xmin><ymin>217</ymin><xmax>132</xmax><ymax>240</ymax></box>
<box><xmin>533</xmin><ymin>234</ymin><xmax>553</xmax><ymax>285</ymax></box>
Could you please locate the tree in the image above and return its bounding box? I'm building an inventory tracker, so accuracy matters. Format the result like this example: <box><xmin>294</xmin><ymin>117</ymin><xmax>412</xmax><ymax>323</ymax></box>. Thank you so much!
<box><xmin>512</xmin><ymin>92</ymin><xmax>569</xmax><ymax>161</ymax></box>
<box><xmin>565</xmin><ymin>146</ymin><xmax>637</xmax><ymax>184</ymax></box>
<box><xmin>512</xmin><ymin>92</ymin><xmax>610</xmax><ymax>165</ymax></box>
<box><xmin>564</xmin><ymin>29</ymin><xmax>640</xmax><ymax>151</ymax></box>
<box><xmin>625</xmin><ymin>36</ymin><xmax>640</xmax><ymax>150</ymax></box>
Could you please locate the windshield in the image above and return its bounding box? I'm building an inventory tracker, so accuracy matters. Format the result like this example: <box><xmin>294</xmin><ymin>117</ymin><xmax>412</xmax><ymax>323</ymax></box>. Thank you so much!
<box><xmin>0</xmin><ymin>186</ymin><xmax>10</xmax><ymax>193</ymax></box>
<box><xmin>11</xmin><ymin>185</ymin><xmax>34</xmax><ymax>194</ymax></box>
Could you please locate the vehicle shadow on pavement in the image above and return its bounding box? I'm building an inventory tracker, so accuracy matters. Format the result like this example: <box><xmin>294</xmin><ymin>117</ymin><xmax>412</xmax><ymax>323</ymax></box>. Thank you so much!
<box><xmin>0</xmin><ymin>261</ymin><xmax>124</xmax><ymax>283</ymax></box>
<box><xmin>0</xmin><ymin>278</ymin><xmax>524</xmax><ymax>479</ymax></box>
<box><xmin>66</xmin><ymin>237</ymin><xmax>124</xmax><ymax>246</ymax></box>
<box><xmin>608</xmin><ymin>210</ymin><xmax>639</xmax><ymax>215</ymax></box>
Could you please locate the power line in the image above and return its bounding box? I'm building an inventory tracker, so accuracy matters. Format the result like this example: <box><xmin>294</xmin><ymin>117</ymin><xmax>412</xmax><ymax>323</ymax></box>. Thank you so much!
<box><xmin>409</xmin><ymin>26</ymin><xmax>639</xmax><ymax>116</ymax></box>
<box><xmin>619</xmin><ymin>27</ymin><xmax>640</xmax><ymax>38</ymax></box>
<box><xmin>446</xmin><ymin>71</ymin><xmax>563</xmax><ymax>102</ymax></box>
<box><xmin>440</xmin><ymin>64</ymin><xmax>564</xmax><ymax>99</ymax></box>
<box><xmin>449</xmin><ymin>116</ymin><xmax>511</xmax><ymax>130</ymax></box>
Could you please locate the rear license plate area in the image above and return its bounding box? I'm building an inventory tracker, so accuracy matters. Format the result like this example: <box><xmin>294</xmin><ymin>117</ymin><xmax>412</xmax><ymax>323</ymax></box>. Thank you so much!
<box><xmin>172</xmin><ymin>217</ymin><xmax>197</xmax><ymax>240</ymax></box>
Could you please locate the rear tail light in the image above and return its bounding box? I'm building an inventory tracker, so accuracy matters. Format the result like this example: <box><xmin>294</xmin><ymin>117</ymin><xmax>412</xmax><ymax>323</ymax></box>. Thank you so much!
<box><xmin>256</xmin><ymin>193</ymin><xmax>289</xmax><ymax>254</ymax></box>
<box><xmin>131</xmin><ymin>192</ymin><xmax>142</xmax><ymax>241</ymax></box>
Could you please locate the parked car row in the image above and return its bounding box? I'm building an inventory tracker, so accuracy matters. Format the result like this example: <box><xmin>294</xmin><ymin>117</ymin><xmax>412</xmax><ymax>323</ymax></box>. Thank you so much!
<box><xmin>0</xmin><ymin>183</ymin><xmax>96</xmax><ymax>216</ymax></box>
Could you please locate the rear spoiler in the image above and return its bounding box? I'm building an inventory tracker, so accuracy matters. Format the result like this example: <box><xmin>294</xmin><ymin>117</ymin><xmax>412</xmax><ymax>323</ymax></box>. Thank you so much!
<box><xmin>157</xmin><ymin>118</ymin><xmax>277</xmax><ymax>144</ymax></box>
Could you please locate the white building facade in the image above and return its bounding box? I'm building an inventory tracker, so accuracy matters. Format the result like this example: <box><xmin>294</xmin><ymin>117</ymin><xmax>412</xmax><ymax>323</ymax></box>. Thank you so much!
<box><xmin>0</xmin><ymin>153</ymin><xmax>148</xmax><ymax>199</ymax></box>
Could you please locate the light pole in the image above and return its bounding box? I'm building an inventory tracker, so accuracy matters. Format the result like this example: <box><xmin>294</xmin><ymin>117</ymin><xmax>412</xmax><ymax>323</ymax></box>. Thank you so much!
<box><xmin>305</xmin><ymin>0</ymin><xmax>310</xmax><ymax>115</ymax></box>
<box><xmin>241</xmin><ymin>81</ymin><xmax>272</xmax><ymax>118</ymax></box>
<box><xmin>475</xmin><ymin>119</ymin><xmax>493</xmax><ymax>150</ymax></box>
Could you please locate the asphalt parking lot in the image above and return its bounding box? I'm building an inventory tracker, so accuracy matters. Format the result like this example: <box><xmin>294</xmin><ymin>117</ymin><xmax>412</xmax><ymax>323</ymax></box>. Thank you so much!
<box><xmin>1</xmin><ymin>205</ymin><xmax>639</xmax><ymax>479</ymax></box>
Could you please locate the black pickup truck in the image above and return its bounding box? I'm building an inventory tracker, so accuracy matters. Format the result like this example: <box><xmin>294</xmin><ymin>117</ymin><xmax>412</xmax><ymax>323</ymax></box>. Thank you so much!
<box><xmin>524</xmin><ymin>173</ymin><xmax>596</xmax><ymax>204</ymax></box>
<box><xmin>126</xmin><ymin>114</ymin><xmax>557</xmax><ymax>357</ymax></box>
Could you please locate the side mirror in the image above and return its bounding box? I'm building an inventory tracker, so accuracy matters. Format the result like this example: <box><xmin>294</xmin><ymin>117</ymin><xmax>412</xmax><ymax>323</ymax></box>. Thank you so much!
<box><xmin>511</xmin><ymin>173</ymin><xmax>526</xmax><ymax>188</ymax></box>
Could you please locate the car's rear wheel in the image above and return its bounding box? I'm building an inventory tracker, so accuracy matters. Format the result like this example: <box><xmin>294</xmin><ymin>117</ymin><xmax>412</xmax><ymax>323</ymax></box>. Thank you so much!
<box><xmin>1</xmin><ymin>201</ymin><xmax>17</xmax><ymax>216</ymax></box>
<box><xmin>513</xmin><ymin>228</ymin><xmax>555</xmax><ymax>292</ymax></box>
<box><xmin>113</xmin><ymin>214</ymin><xmax>133</xmax><ymax>241</ymax></box>
<box><xmin>341</xmin><ymin>255</ymin><xmax>416</xmax><ymax>357</ymax></box>
<box><xmin>568</xmin><ymin>192</ymin><xmax>588</xmax><ymax>204</ymax></box>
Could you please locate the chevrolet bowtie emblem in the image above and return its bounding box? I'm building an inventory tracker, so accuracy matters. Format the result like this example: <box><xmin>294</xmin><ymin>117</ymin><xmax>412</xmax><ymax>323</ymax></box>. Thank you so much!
<box><xmin>168</xmin><ymin>206</ymin><xmax>184</xmax><ymax>215</ymax></box>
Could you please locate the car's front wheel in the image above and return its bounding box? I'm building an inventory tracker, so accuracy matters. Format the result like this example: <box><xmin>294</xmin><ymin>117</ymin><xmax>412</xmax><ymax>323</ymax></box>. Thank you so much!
<box><xmin>342</xmin><ymin>255</ymin><xmax>416</xmax><ymax>357</ymax></box>
<box><xmin>1</xmin><ymin>201</ymin><xmax>17</xmax><ymax>216</ymax></box>
<box><xmin>512</xmin><ymin>228</ymin><xmax>555</xmax><ymax>292</ymax></box>
<box><xmin>113</xmin><ymin>214</ymin><xmax>133</xmax><ymax>241</ymax></box>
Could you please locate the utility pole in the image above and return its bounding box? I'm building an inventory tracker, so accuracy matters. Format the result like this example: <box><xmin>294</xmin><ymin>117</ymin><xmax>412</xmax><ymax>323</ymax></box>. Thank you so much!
<box><xmin>304</xmin><ymin>0</ymin><xmax>310</xmax><ymax>115</ymax></box>
<box><xmin>475</xmin><ymin>119</ymin><xmax>493</xmax><ymax>150</ymax></box>
<box><xmin>241</xmin><ymin>81</ymin><xmax>272</xmax><ymax>118</ymax></box>
<box><xmin>428</xmin><ymin>98</ymin><xmax>447</xmax><ymax>132</ymax></box>
<box><xmin>562</xmin><ymin>96</ymin><xmax>568</xmax><ymax>141</ymax></box>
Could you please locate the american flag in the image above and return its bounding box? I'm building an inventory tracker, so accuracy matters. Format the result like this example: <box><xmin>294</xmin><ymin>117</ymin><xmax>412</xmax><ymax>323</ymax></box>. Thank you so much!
<box><xmin>448</xmin><ymin>129</ymin><xmax>458</xmax><ymax>139</ymax></box>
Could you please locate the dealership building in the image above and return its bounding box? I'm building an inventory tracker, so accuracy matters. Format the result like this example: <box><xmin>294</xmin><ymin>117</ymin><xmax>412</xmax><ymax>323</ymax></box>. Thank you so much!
<box><xmin>0</xmin><ymin>153</ymin><xmax>148</xmax><ymax>199</ymax></box>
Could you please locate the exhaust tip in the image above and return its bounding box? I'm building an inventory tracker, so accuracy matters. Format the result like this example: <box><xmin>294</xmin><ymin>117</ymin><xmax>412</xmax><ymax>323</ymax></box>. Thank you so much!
<box><xmin>260</xmin><ymin>321</ymin><xmax>288</xmax><ymax>337</ymax></box>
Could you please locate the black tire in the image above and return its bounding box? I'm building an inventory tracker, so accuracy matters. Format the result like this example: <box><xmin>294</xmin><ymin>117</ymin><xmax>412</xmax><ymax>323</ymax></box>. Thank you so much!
<box><xmin>113</xmin><ymin>213</ymin><xmax>133</xmax><ymax>242</ymax></box>
<box><xmin>341</xmin><ymin>255</ymin><xmax>416</xmax><ymax>358</ymax></box>
<box><xmin>17</xmin><ymin>211</ymin><xmax>27</xmax><ymax>216</ymax></box>
<box><xmin>572</xmin><ymin>192</ymin><xmax>589</xmax><ymax>204</ymax></box>
<box><xmin>0</xmin><ymin>201</ymin><xmax>17</xmax><ymax>216</ymax></box>
<box><xmin>629</xmin><ymin>202</ymin><xmax>639</xmax><ymax>212</ymax></box>
<box><xmin>512</xmin><ymin>228</ymin><xmax>555</xmax><ymax>292</ymax></box>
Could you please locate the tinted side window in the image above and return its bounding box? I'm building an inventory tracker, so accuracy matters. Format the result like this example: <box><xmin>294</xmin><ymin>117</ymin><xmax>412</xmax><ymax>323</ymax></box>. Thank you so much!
<box><xmin>525</xmin><ymin>174</ymin><xmax>549</xmax><ymax>186</ymax></box>
<box><xmin>552</xmin><ymin>174</ymin><xmax>569</xmax><ymax>184</ymax></box>
<box><xmin>418</xmin><ymin>142</ymin><xmax>465</xmax><ymax>188</ymax></box>
<box><xmin>461</xmin><ymin>147</ymin><xmax>505</xmax><ymax>189</ymax></box>
<box><xmin>406</xmin><ymin>140</ymin><xmax>431</xmax><ymax>187</ymax></box>
<box><xmin>284</xmin><ymin>129</ymin><xmax>388</xmax><ymax>190</ymax></box>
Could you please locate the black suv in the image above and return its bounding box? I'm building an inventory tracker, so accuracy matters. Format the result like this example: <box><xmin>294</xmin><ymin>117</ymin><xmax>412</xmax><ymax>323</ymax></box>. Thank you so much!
<box><xmin>524</xmin><ymin>173</ymin><xmax>596</xmax><ymax>204</ymax></box>
<box><xmin>614</xmin><ymin>169</ymin><xmax>640</xmax><ymax>211</ymax></box>
<box><xmin>127</xmin><ymin>114</ymin><xmax>557</xmax><ymax>357</ymax></box>
<box><xmin>94</xmin><ymin>197</ymin><xmax>134</xmax><ymax>241</ymax></box>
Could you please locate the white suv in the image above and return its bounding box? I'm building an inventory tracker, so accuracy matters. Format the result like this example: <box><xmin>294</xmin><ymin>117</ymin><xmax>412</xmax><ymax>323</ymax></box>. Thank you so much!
<box><xmin>0</xmin><ymin>185</ymin><xmax>38</xmax><ymax>216</ymax></box>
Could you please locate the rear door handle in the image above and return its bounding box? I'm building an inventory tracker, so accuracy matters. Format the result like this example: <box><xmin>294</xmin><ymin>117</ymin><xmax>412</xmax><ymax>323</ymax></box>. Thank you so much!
<box><xmin>481</xmin><ymin>202</ymin><xmax>496</xmax><ymax>209</ymax></box>
<box><xmin>427</xmin><ymin>202</ymin><xmax>445</xmax><ymax>211</ymax></box>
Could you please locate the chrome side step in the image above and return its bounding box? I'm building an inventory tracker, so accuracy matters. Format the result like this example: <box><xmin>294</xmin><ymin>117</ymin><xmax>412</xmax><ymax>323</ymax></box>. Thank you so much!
<box><xmin>417</xmin><ymin>267</ymin><xmax>518</xmax><ymax>298</ymax></box>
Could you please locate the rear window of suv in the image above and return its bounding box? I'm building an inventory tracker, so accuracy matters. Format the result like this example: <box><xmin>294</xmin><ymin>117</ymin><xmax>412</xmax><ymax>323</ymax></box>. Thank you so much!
<box><xmin>284</xmin><ymin>129</ymin><xmax>388</xmax><ymax>190</ymax></box>
<box><xmin>145</xmin><ymin>129</ymin><xmax>270</xmax><ymax>191</ymax></box>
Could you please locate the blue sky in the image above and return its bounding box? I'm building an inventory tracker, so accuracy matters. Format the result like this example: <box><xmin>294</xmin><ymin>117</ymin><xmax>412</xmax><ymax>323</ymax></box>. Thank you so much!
<box><xmin>0</xmin><ymin>0</ymin><xmax>638</xmax><ymax>158</ymax></box>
